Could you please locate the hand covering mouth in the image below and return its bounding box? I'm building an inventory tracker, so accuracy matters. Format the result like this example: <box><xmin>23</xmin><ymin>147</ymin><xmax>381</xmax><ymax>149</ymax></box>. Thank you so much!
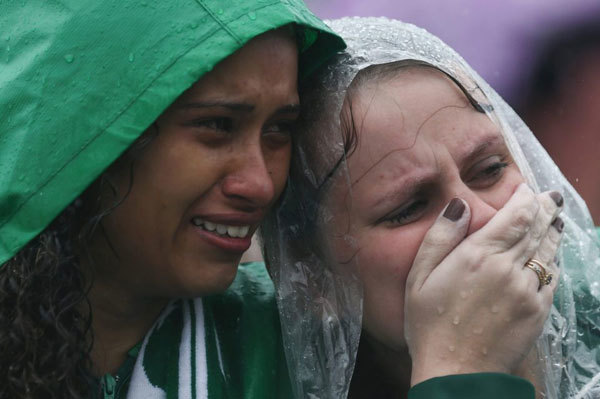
<box><xmin>191</xmin><ymin>217</ymin><xmax>251</xmax><ymax>238</ymax></box>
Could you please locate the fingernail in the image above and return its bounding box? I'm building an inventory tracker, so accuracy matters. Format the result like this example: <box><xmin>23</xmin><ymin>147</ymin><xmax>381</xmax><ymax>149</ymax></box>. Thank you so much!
<box><xmin>443</xmin><ymin>198</ymin><xmax>465</xmax><ymax>221</ymax></box>
<box><xmin>551</xmin><ymin>217</ymin><xmax>564</xmax><ymax>233</ymax></box>
<box><xmin>550</xmin><ymin>191</ymin><xmax>563</xmax><ymax>207</ymax></box>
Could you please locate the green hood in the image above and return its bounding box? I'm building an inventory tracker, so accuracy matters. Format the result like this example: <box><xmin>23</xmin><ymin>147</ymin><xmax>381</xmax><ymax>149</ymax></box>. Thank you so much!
<box><xmin>0</xmin><ymin>0</ymin><xmax>344</xmax><ymax>265</ymax></box>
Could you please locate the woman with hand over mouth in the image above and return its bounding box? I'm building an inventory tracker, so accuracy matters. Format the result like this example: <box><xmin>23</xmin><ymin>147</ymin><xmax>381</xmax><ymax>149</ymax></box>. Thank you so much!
<box><xmin>263</xmin><ymin>17</ymin><xmax>600</xmax><ymax>399</ymax></box>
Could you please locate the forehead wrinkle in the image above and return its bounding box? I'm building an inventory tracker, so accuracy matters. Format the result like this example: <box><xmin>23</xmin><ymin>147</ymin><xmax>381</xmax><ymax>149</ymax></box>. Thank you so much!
<box><xmin>350</xmin><ymin>145</ymin><xmax>437</xmax><ymax>202</ymax></box>
<box><xmin>349</xmin><ymin>97</ymin><xmax>413</xmax><ymax>189</ymax></box>
<box><xmin>350</xmin><ymin>146</ymin><xmax>411</xmax><ymax>188</ymax></box>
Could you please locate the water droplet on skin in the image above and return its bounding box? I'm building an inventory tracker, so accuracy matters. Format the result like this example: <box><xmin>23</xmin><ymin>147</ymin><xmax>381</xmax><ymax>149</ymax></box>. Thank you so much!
<box><xmin>248</xmin><ymin>11</ymin><xmax>257</xmax><ymax>20</ymax></box>
<box><xmin>482</xmin><ymin>347</ymin><xmax>488</xmax><ymax>355</ymax></box>
<box><xmin>491</xmin><ymin>305</ymin><xmax>499</xmax><ymax>313</ymax></box>
<box><xmin>64</xmin><ymin>54</ymin><xmax>74</xmax><ymax>63</ymax></box>
<box><xmin>217</xmin><ymin>8</ymin><xmax>224</xmax><ymax>15</ymax></box>
<box><xmin>128</xmin><ymin>53</ymin><xmax>135</xmax><ymax>62</ymax></box>
<box><xmin>459</xmin><ymin>290</ymin><xmax>468</xmax><ymax>299</ymax></box>
<box><xmin>473</xmin><ymin>327</ymin><xmax>483</xmax><ymax>335</ymax></box>
<box><xmin>448</xmin><ymin>345</ymin><xmax>456</xmax><ymax>352</ymax></box>
<box><xmin>436</xmin><ymin>306</ymin><xmax>445</xmax><ymax>315</ymax></box>
<box><xmin>453</xmin><ymin>315</ymin><xmax>460</xmax><ymax>325</ymax></box>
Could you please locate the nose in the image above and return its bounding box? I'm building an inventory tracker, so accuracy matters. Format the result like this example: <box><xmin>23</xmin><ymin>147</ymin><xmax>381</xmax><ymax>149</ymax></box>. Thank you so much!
<box><xmin>221</xmin><ymin>143</ymin><xmax>275</xmax><ymax>208</ymax></box>
<box><xmin>453</xmin><ymin>187</ymin><xmax>498</xmax><ymax>236</ymax></box>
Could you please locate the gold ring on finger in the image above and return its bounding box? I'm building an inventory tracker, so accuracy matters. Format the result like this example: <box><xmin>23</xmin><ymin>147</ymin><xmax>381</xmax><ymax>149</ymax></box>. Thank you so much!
<box><xmin>524</xmin><ymin>258</ymin><xmax>553</xmax><ymax>289</ymax></box>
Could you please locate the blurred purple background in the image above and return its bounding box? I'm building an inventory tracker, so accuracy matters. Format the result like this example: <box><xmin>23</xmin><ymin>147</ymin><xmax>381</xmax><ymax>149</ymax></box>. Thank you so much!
<box><xmin>305</xmin><ymin>0</ymin><xmax>600</xmax><ymax>103</ymax></box>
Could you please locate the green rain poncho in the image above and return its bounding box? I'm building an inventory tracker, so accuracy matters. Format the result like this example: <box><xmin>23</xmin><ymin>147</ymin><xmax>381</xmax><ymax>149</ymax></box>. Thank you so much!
<box><xmin>0</xmin><ymin>1</ymin><xmax>344</xmax><ymax>398</ymax></box>
<box><xmin>0</xmin><ymin>0</ymin><xmax>343</xmax><ymax>265</ymax></box>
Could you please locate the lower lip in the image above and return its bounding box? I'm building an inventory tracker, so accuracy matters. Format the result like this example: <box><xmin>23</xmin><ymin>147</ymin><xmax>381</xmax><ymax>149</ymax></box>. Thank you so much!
<box><xmin>193</xmin><ymin>226</ymin><xmax>252</xmax><ymax>253</ymax></box>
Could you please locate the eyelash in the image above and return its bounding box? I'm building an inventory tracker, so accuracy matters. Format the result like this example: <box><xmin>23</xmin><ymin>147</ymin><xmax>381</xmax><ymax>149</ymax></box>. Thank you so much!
<box><xmin>263</xmin><ymin>121</ymin><xmax>294</xmax><ymax>136</ymax></box>
<box><xmin>467</xmin><ymin>158</ymin><xmax>510</xmax><ymax>186</ymax></box>
<box><xmin>385</xmin><ymin>199</ymin><xmax>428</xmax><ymax>225</ymax></box>
<box><xmin>192</xmin><ymin>117</ymin><xmax>233</xmax><ymax>133</ymax></box>
<box><xmin>191</xmin><ymin>118</ymin><xmax>294</xmax><ymax>136</ymax></box>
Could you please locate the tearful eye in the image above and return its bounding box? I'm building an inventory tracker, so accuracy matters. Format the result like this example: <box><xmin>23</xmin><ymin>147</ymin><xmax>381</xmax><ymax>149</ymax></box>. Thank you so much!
<box><xmin>192</xmin><ymin>117</ymin><xmax>234</xmax><ymax>133</ymax></box>
<box><xmin>481</xmin><ymin>162</ymin><xmax>508</xmax><ymax>177</ymax></box>
<box><xmin>262</xmin><ymin>121</ymin><xmax>294</xmax><ymax>146</ymax></box>
<box><xmin>384</xmin><ymin>199</ymin><xmax>428</xmax><ymax>226</ymax></box>
<box><xmin>263</xmin><ymin>121</ymin><xmax>293</xmax><ymax>135</ymax></box>
<box><xmin>465</xmin><ymin>155</ymin><xmax>510</xmax><ymax>189</ymax></box>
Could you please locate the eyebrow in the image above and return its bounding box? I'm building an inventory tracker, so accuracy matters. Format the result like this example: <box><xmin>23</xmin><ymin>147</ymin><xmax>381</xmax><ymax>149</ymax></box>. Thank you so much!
<box><xmin>178</xmin><ymin>101</ymin><xmax>301</xmax><ymax>116</ymax></box>
<box><xmin>273</xmin><ymin>103</ymin><xmax>301</xmax><ymax>115</ymax></box>
<box><xmin>459</xmin><ymin>134</ymin><xmax>505</xmax><ymax>165</ymax></box>
<box><xmin>370</xmin><ymin>171</ymin><xmax>438</xmax><ymax>211</ymax></box>
<box><xmin>179</xmin><ymin>101</ymin><xmax>255</xmax><ymax>112</ymax></box>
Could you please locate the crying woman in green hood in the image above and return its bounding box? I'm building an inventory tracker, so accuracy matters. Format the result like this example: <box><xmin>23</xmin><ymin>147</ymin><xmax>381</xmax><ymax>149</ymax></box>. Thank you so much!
<box><xmin>0</xmin><ymin>1</ymin><xmax>344</xmax><ymax>398</ymax></box>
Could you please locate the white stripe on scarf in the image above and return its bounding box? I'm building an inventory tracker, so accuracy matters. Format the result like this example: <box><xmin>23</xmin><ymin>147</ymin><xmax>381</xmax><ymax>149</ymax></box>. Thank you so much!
<box><xmin>126</xmin><ymin>299</ymin><xmax>208</xmax><ymax>398</ymax></box>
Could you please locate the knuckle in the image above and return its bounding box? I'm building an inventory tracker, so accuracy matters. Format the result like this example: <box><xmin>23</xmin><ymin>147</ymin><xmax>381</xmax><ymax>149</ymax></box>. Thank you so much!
<box><xmin>510</xmin><ymin>206</ymin><xmax>536</xmax><ymax>233</ymax></box>
<box><xmin>539</xmin><ymin>193</ymin><xmax>557</xmax><ymax>216</ymax></box>
<box><xmin>464</xmin><ymin>248</ymin><xmax>487</xmax><ymax>272</ymax></box>
<box><xmin>536</xmin><ymin>242</ymin><xmax>558</xmax><ymax>264</ymax></box>
<box><xmin>520</xmin><ymin>293</ymin><xmax>542</xmax><ymax>315</ymax></box>
<box><xmin>422</xmin><ymin>229</ymin><xmax>454</xmax><ymax>249</ymax></box>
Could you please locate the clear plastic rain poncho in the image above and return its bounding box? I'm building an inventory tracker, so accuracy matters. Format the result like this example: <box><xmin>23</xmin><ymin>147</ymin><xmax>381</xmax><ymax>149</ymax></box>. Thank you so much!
<box><xmin>263</xmin><ymin>17</ymin><xmax>600</xmax><ymax>399</ymax></box>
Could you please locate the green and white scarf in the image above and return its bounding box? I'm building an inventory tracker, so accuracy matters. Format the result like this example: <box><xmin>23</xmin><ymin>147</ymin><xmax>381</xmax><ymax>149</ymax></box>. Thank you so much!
<box><xmin>125</xmin><ymin>262</ymin><xmax>293</xmax><ymax>399</ymax></box>
<box><xmin>128</xmin><ymin>298</ymin><xmax>208</xmax><ymax>398</ymax></box>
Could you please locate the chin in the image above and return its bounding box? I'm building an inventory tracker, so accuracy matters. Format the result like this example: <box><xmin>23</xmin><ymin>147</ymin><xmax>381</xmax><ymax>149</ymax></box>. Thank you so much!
<box><xmin>178</xmin><ymin>263</ymin><xmax>240</xmax><ymax>298</ymax></box>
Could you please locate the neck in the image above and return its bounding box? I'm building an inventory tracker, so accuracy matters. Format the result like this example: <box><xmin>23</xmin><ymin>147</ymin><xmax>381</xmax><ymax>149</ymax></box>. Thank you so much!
<box><xmin>349</xmin><ymin>333</ymin><xmax>412</xmax><ymax>399</ymax></box>
<box><xmin>82</xmin><ymin>257</ymin><xmax>168</xmax><ymax>376</ymax></box>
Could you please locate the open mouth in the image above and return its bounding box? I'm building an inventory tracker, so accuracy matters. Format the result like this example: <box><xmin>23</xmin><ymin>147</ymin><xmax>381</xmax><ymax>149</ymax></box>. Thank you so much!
<box><xmin>191</xmin><ymin>217</ymin><xmax>250</xmax><ymax>239</ymax></box>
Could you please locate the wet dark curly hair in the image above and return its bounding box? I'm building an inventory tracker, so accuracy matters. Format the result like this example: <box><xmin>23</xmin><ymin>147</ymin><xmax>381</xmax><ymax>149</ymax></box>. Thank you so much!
<box><xmin>0</xmin><ymin>128</ymin><xmax>155</xmax><ymax>399</ymax></box>
<box><xmin>0</xmin><ymin>199</ymin><xmax>95</xmax><ymax>399</ymax></box>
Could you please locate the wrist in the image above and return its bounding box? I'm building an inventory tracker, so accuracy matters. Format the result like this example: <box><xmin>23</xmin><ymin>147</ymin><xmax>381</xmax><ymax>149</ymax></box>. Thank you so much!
<box><xmin>411</xmin><ymin>358</ymin><xmax>510</xmax><ymax>387</ymax></box>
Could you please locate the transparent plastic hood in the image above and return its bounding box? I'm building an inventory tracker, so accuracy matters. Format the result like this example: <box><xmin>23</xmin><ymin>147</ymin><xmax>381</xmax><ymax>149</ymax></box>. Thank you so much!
<box><xmin>264</xmin><ymin>17</ymin><xmax>600</xmax><ymax>399</ymax></box>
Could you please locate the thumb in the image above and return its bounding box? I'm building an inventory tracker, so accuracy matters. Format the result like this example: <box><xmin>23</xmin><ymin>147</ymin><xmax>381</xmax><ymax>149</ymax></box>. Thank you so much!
<box><xmin>406</xmin><ymin>198</ymin><xmax>471</xmax><ymax>291</ymax></box>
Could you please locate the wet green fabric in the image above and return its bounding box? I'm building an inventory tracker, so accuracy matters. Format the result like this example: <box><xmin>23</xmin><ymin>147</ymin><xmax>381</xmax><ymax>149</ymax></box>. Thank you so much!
<box><xmin>0</xmin><ymin>0</ymin><xmax>344</xmax><ymax>265</ymax></box>
<box><xmin>408</xmin><ymin>373</ymin><xmax>535</xmax><ymax>399</ymax></box>
<box><xmin>94</xmin><ymin>262</ymin><xmax>292</xmax><ymax>398</ymax></box>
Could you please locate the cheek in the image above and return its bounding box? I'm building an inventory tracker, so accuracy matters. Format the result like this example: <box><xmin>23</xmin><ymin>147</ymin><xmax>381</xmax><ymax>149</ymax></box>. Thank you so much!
<box><xmin>357</xmin><ymin>224</ymin><xmax>429</xmax><ymax>280</ymax></box>
<box><xmin>357</xmin><ymin>227</ymin><xmax>427</xmax><ymax>348</ymax></box>
<box><xmin>356</xmin><ymin>227</ymin><xmax>425</xmax><ymax>308</ymax></box>
<box><xmin>265</xmin><ymin>144</ymin><xmax>292</xmax><ymax>198</ymax></box>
